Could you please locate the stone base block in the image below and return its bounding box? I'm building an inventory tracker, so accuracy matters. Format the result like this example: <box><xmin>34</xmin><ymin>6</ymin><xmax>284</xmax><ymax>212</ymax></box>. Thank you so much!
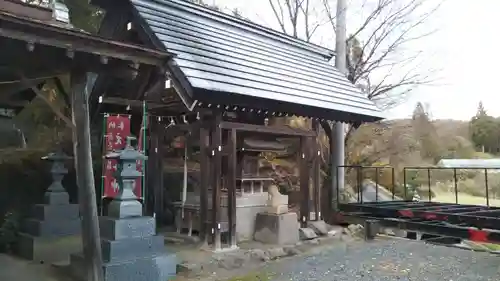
<box><xmin>101</xmin><ymin>235</ymin><xmax>165</xmax><ymax>263</ymax></box>
<box><xmin>17</xmin><ymin>233</ymin><xmax>82</xmax><ymax>264</ymax></box>
<box><xmin>23</xmin><ymin>218</ymin><xmax>81</xmax><ymax>237</ymax></box>
<box><xmin>70</xmin><ymin>251</ymin><xmax>177</xmax><ymax>281</ymax></box>
<box><xmin>32</xmin><ymin>203</ymin><xmax>80</xmax><ymax>220</ymax></box>
<box><xmin>99</xmin><ymin>216</ymin><xmax>156</xmax><ymax>240</ymax></box>
<box><xmin>44</xmin><ymin>191</ymin><xmax>69</xmax><ymax>205</ymax></box>
<box><xmin>254</xmin><ymin>212</ymin><xmax>299</xmax><ymax>245</ymax></box>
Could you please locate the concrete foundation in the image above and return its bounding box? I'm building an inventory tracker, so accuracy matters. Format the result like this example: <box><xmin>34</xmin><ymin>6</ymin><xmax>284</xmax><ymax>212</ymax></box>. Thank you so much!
<box><xmin>253</xmin><ymin>212</ymin><xmax>299</xmax><ymax>245</ymax></box>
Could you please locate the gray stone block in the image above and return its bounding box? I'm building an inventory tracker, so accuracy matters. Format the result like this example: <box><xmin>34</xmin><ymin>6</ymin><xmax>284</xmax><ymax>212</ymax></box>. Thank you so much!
<box><xmin>307</xmin><ymin>220</ymin><xmax>330</xmax><ymax>236</ymax></box>
<box><xmin>299</xmin><ymin>228</ymin><xmax>318</xmax><ymax>240</ymax></box>
<box><xmin>254</xmin><ymin>212</ymin><xmax>299</xmax><ymax>245</ymax></box>
<box><xmin>32</xmin><ymin>204</ymin><xmax>80</xmax><ymax>221</ymax></box>
<box><xmin>101</xmin><ymin>235</ymin><xmax>165</xmax><ymax>263</ymax></box>
<box><xmin>71</xmin><ymin>251</ymin><xmax>177</xmax><ymax>281</ymax></box>
<box><xmin>17</xmin><ymin>233</ymin><xmax>82</xmax><ymax>264</ymax></box>
<box><xmin>99</xmin><ymin>216</ymin><xmax>156</xmax><ymax>240</ymax></box>
<box><xmin>23</xmin><ymin>218</ymin><xmax>81</xmax><ymax>237</ymax></box>
<box><xmin>43</xmin><ymin>191</ymin><xmax>70</xmax><ymax>205</ymax></box>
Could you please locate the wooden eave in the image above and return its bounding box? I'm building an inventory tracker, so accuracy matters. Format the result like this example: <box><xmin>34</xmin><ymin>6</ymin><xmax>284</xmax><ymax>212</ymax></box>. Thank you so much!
<box><xmin>0</xmin><ymin>11</ymin><xmax>172</xmax><ymax>66</ymax></box>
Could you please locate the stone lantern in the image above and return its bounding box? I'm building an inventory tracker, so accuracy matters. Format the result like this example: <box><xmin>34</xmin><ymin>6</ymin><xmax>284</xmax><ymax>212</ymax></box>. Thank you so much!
<box><xmin>105</xmin><ymin>136</ymin><xmax>147</xmax><ymax>218</ymax></box>
<box><xmin>17</xmin><ymin>149</ymin><xmax>82</xmax><ymax>264</ymax></box>
<box><xmin>42</xmin><ymin>149</ymin><xmax>72</xmax><ymax>195</ymax></box>
<box><xmin>70</xmin><ymin>136</ymin><xmax>176</xmax><ymax>281</ymax></box>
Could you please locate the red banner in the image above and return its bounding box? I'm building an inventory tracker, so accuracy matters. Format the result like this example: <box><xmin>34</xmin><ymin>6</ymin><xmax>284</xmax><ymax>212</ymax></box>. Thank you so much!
<box><xmin>103</xmin><ymin>115</ymin><xmax>131</xmax><ymax>198</ymax></box>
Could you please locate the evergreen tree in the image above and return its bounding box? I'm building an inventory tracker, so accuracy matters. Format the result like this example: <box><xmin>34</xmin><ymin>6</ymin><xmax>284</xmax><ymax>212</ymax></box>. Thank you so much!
<box><xmin>470</xmin><ymin>102</ymin><xmax>499</xmax><ymax>153</ymax></box>
<box><xmin>411</xmin><ymin>102</ymin><xmax>441</xmax><ymax>162</ymax></box>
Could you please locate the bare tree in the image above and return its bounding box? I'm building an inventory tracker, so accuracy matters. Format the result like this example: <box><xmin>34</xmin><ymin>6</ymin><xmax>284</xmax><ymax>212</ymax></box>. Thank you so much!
<box><xmin>268</xmin><ymin>0</ymin><xmax>326</xmax><ymax>41</ymax></box>
<box><xmin>268</xmin><ymin>0</ymin><xmax>443</xmax><ymax>109</ymax></box>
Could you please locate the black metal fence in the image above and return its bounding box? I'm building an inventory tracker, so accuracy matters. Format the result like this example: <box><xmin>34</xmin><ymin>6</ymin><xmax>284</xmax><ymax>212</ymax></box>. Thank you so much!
<box><xmin>337</xmin><ymin>165</ymin><xmax>500</xmax><ymax>207</ymax></box>
<box><xmin>336</xmin><ymin>165</ymin><xmax>396</xmax><ymax>203</ymax></box>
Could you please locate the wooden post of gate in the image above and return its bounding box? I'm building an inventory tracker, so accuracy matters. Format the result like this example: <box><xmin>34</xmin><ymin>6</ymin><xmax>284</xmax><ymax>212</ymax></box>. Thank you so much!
<box><xmin>312</xmin><ymin>120</ymin><xmax>320</xmax><ymax>221</ymax></box>
<box><xmin>70</xmin><ymin>69</ymin><xmax>104</xmax><ymax>281</ymax></box>
<box><xmin>226</xmin><ymin>129</ymin><xmax>237</xmax><ymax>248</ymax></box>
<box><xmin>199</xmin><ymin>126</ymin><xmax>210</xmax><ymax>246</ymax></box>
<box><xmin>300</xmin><ymin>136</ymin><xmax>311</xmax><ymax>228</ymax></box>
<box><xmin>211</xmin><ymin>114</ymin><xmax>223</xmax><ymax>251</ymax></box>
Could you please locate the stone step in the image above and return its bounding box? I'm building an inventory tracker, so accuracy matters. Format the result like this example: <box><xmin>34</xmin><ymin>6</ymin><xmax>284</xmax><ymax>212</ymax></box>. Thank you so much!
<box><xmin>70</xmin><ymin>251</ymin><xmax>177</xmax><ymax>281</ymax></box>
<box><xmin>31</xmin><ymin>204</ymin><xmax>80</xmax><ymax>221</ymax></box>
<box><xmin>17</xmin><ymin>233</ymin><xmax>82</xmax><ymax>264</ymax></box>
<box><xmin>99</xmin><ymin>216</ymin><xmax>156</xmax><ymax>240</ymax></box>
<box><xmin>101</xmin><ymin>235</ymin><xmax>165</xmax><ymax>263</ymax></box>
<box><xmin>23</xmin><ymin>218</ymin><xmax>81</xmax><ymax>237</ymax></box>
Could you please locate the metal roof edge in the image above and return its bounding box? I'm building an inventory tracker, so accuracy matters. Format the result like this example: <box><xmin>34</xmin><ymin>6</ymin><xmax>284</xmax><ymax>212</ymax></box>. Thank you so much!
<box><xmin>147</xmin><ymin>0</ymin><xmax>335</xmax><ymax>59</ymax></box>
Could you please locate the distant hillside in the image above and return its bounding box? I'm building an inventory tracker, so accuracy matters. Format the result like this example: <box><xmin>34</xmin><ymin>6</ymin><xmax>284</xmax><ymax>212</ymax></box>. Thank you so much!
<box><xmin>347</xmin><ymin>118</ymin><xmax>478</xmax><ymax>168</ymax></box>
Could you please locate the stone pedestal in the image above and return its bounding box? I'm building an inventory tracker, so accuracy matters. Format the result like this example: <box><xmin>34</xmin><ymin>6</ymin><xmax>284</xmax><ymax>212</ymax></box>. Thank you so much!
<box><xmin>253</xmin><ymin>212</ymin><xmax>299</xmax><ymax>245</ymax></box>
<box><xmin>70</xmin><ymin>216</ymin><xmax>176</xmax><ymax>281</ymax></box>
<box><xmin>69</xmin><ymin>137</ymin><xmax>176</xmax><ymax>281</ymax></box>
<box><xmin>17</xmin><ymin>151</ymin><xmax>82</xmax><ymax>264</ymax></box>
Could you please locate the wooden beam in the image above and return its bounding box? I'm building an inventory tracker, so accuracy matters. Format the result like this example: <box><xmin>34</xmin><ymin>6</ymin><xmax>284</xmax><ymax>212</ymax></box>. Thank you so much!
<box><xmin>312</xmin><ymin>120</ymin><xmax>321</xmax><ymax>221</ymax></box>
<box><xmin>101</xmin><ymin>97</ymin><xmax>170</xmax><ymax>109</ymax></box>
<box><xmin>19</xmin><ymin>75</ymin><xmax>74</xmax><ymax>128</ymax></box>
<box><xmin>211</xmin><ymin>114</ymin><xmax>223</xmax><ymax>251</ymax></box>
<box><xmin>199</xmin><ymin>126</ymin><xmax>210</xmax><ymax>246</ymax></box>
<box><xmin>70</xmin><ymin>69</ymin><xmax>104</xmax><ymax>281</ymax></box>
<box><xmin>0</xmin><ymin>0</ymin><xmax>52</xmax><ymax>21</ymax></box>
<box><xmin>157</xmin><ymin>120</ymin><xmax>166</xmax><ymax>225</ymax></box>
<box><xmin>0</xmin><ymin>13</ymin><xmax>170</xmax><ymax>66</ymax></box>
<box><xmin>149</xmin><ymin>120</ymin><xmax>160</xmax><ymax>217</ymax></box>
<box><xmin>219</xmin><ymin>121</ymin><xmax>316</xmax><ymax>137</ymax></box>
<box><xmin>226</xmin><ymin>129</ymin><xmax>237</xmax><ymax>248</ymax></box>
<box><xmin>299</xmin><ymin>136</ymin><xmax>310</xmax><ymax>228</ymax></box>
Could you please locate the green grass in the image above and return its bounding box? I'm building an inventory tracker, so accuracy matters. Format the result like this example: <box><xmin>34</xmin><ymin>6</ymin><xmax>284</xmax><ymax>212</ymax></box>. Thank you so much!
<box><xmin>433</xmin><ymin>192</ymin><xmax>500</xmax><ymax>207</ymax></box>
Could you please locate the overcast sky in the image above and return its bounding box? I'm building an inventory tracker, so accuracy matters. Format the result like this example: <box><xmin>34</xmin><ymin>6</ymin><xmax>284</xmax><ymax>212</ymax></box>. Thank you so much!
<box><xmin>209</xmin><ymin>0</ymin><xmax>499</xmax><ymax>121</ymax></box>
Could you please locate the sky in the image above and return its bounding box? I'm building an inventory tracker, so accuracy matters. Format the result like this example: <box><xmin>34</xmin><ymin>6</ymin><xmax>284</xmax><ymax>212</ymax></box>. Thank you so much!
<box><xmin>208</xmin><ymin>0</ymin><xmax>500</xmax><ymax>121</ymax></box>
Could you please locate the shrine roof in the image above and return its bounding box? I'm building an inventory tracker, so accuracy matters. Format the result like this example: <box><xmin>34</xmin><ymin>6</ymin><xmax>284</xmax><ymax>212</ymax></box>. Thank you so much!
<box><xmin>129</xmin><ymin>0</ymin><xmax>385</xmax><ymax>123</ymax></box>
<box><xmin>0</xmin><ymin>10</ymin><xmax>171</xmax><ymax>66</ymax></box>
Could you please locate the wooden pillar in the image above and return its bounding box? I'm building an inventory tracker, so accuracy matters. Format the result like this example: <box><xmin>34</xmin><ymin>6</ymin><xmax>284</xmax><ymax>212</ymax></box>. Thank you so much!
<box><xmin>226</xmin><ymin>129</ymin><xmax>237</xmax><ymax>248</ymax></box>
<box><xmin>211</xmin><ymin>114</ymin><xmax>223</xmax><ymax>251</ymax></box>
<box><xmin>312</xmin><ymin>121</ymin><xmax>321</xmax><ymax>221</ymax></box>
<box><xmin>149</xmin><ymin>120</ymin><xmax>160</xmax><ymax>219</ymax></box>
<box><xmin>199</xmin><ymin>126</ymin><xmax>210</xmax><ymax>246</ymax></box>
<box><xmin>157</xmin><ymin>124</ymin><xmax>166</xmax><ymax>225</ymax></box>
<box><xmin>70</xmin><ymin>69</ymin><xmax>104</xmax><ymax>281</ymax></box>
<box><xmin>299</xmin><ymin>136</ymin><xmax>310</xmax><ymax>228</ymax></box>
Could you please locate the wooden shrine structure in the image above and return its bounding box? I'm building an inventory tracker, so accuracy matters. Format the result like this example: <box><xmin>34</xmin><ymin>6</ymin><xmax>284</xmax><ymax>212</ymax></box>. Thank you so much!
<box><xmin>87</xmin><ymin>0</ymin><xmax>383</xmax><ymax>250</ymax></box>
<box><xmin>0</xmin><ymin>0</ymin><xmax>384</xmax><ymax>256</ymax></box>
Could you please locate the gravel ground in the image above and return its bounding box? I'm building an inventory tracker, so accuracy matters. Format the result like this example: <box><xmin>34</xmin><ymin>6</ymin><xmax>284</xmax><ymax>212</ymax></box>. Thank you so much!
<box><xmin>262</xmin><ymin>239</ymin><xmax>500</xmax><ymax>281</ymax></box>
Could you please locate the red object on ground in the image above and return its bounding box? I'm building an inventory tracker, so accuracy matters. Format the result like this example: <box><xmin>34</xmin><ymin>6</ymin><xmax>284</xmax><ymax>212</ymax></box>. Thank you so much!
<box><xmin>468</xmin><ymin>229</ymin><xmax>489</xmax><ymax>243</ymax></box>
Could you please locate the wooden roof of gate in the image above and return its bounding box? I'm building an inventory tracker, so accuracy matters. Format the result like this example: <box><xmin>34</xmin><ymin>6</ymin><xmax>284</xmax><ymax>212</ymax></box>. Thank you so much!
<box><xmin>127</xmin><ymin>0</ymin><xmax>384</xmax><ymax>123</ymax></box>
<box><xmin>0</xmin><ymin>7</ymin><xmax>172</xmax><ymax>114</ymax></box>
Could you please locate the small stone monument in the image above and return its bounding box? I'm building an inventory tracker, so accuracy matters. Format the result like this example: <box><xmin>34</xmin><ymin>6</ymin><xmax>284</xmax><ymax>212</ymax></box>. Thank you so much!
<box><xmin>266</xmin><ymin>184</ymin><xmax>289</xmax><ymax>214</ymax></box>
<box><xmin>254</xmin><ymin>183</ymin><xmax>299</xmax><ymax>245</ymax></box>
<box><xmin>69</xmin><ymin>136</ymin><xmax>176</xmax><ymax>281</ymax></box>
<box><xmin>17</xmin><ymin>150</ymin><xmax>82</xmax><ymax>264</ymax></box>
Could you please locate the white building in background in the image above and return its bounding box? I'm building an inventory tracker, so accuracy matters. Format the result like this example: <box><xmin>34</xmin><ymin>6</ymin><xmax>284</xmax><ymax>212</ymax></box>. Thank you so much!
<box><xmin>437</xmin><ymin>159</ymin><xmax>500</xmax><ymax>172</ymax></box>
